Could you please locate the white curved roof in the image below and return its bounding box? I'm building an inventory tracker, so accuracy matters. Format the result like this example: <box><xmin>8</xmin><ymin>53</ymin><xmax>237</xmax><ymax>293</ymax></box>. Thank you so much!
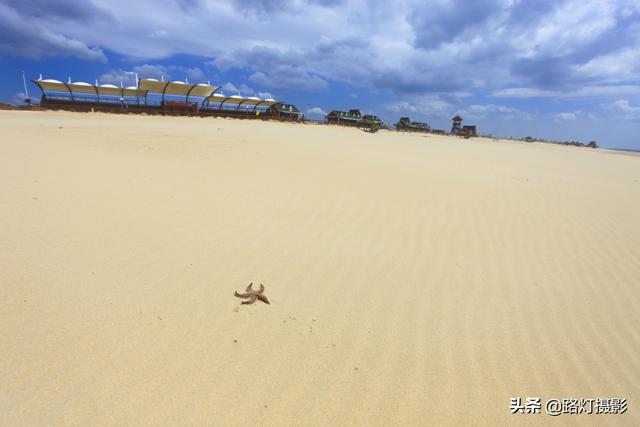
<box><xmin>202</xmin><ymin>92</ymin><xmax>278</xmax><ymax>107</ymax></box>
<box><xmin>239</xmin><ymin>97</ymin><xmax>269</xmax><ymax>107</ymax></box>
<box><xmin>137</xmin><ymin>78</ymin><xmax>218</xmax><ymax>98</ymax></box>
<box><xmin>35</xmin><ymin>80</ymin><xmax>71</xmax><ymax>92</ymax></box>
<box><xmin>32</xmin><ymin>76</ymin><xmax>284</xmax><ymax>108</ymax></box>
<box><xmin>33</xmin><ymin>77</ymin><xmax>147</xmax><ymax>97</ymax></box>
<box><xmin>68</xmin><ymin>83</ymin><xmax>98</xmax><ymax>94</ymax></box>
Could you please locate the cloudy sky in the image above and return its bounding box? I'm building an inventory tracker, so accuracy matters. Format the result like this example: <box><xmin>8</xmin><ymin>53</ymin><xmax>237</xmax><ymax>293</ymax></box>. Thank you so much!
<box><xmin>1</xmin><ymin>0</ymin><xmax>639</xmax><ymax>148</ymax></box>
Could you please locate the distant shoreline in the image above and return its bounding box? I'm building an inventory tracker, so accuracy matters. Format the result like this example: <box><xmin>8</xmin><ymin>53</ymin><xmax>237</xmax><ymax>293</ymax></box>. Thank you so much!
<box><xmin>599</xmin><ymin>147</ymin><xmax>640</xmax><ymax>158</ymax></box>
<box><xmin>607</xmin><ymin>147</ymin><xmax>640</xmax><ymax>153</ymax></box>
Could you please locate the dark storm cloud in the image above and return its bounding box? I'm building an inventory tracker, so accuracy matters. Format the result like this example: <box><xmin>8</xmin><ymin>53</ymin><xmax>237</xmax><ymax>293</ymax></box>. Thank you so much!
<box><xmin>505</xmin><ymin>0</ymin><xmax>558</xmax><ymax>28</ymax></box>
<box><xmin>508</xmin><ymin>5</ymin><xmax>640</xmax><ymax>89</ymax></box>
<box><xmin>2</xmin><ymin>0</ymin><xmax>640</xmax><ymax>95</ymax></box>
<box><xmin>509</xmin><ymin>57</ymin><xmax>575</xmax><ymax>89</ymax></box>
<box><xmin>407</xmin><ymin>0</ymin><xmax>503</xmax><ymax>49</ymax></box>
<box><xmin>308</xmin><ymin>0</ymin><xmax>344</xmax><ymax>6</ymax></box>
<box><xmin>4</xmin><ymin>0</ymin><xmax>113</xmax><ymax>21</ymax></box>
<box><xmin>232</xmin><ymin>0</ymin><xmax>292</xmax><ymax>14</ymax></box>
<box><xmin>372</xmin><ymin>70</ymin><xmax>467</xmax><ymax>94</ymax></box>
<box><xmin>0</xmin><ymin>0</ymin><xmax>110</xmax><ymax>61</ymax></box>
<box><xmin>172</xmin><ymin>0</ymin><xmax>202</xmax><ymax>12</ymax></box>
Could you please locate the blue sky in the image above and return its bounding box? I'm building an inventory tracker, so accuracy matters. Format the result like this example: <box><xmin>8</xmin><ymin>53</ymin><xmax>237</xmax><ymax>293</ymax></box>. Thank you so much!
<box><xmin>1</xmin><ymin>0</ymin><xmax>639</xmax><ymax>148</ymax></box>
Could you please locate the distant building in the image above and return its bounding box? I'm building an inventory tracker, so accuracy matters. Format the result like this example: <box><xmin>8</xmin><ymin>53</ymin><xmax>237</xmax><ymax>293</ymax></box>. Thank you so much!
<box><xmin>266</xmin><ymin>103</ymin><xmax>302</xmax><ymax>120</ymax></box>
<box><xmin>451</xmin><ymin>115</ymin><xmax>477</xmax><ymax>137</ymax></box>
<box><xmin>395</xmin><ymin>117</ymin><xmax>430</xmax><ymax>132</ymax></box>
<box><xmin>451</xmin><ymin>115</ymin><xmax>463</xmax><ymax>134</ymax></box>
<box><xmin>326</xmin><ymin>109</ymin><xmax>362</xmax><ymax>125</ymax></box>
<box><xmin>462</xmin><ymin>125</ymin><xmax>477</xmax><ymax>137</ymax></box>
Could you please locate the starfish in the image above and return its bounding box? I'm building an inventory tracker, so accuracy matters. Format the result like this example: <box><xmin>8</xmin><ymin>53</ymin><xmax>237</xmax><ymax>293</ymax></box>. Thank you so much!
<box><xmin>234</xmin><ymin>283</ymin><xmax>270</xmax><ymax>305</ymax></box>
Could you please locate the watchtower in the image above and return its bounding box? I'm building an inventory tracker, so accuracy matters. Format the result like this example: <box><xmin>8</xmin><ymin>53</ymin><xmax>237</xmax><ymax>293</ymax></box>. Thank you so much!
<box><xmin>451</xmin><ymin>115</ymin><xmax>462</xmax><ymax>134</ymax></box>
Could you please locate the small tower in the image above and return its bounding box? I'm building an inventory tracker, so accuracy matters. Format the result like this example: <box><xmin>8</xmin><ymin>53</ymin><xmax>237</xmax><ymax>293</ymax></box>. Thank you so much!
<box><xmin>451</xmin><ymin>115</ymin><xmax>462</xmax><ymax>134</ymax></box>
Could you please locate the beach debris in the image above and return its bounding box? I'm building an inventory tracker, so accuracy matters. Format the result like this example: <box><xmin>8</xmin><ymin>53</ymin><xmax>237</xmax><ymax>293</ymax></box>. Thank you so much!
<box><xmin>234</xmin><ymin>283</ymin><xmax>270</xmax><ymax>305</ymax></box>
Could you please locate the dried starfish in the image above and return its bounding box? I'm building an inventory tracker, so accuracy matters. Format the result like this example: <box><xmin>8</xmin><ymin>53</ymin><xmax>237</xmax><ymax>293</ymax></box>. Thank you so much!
<box><xmin>234</xmin><ymin>283</ymin><xmax>270</xmax><ymax>305</ymax></box>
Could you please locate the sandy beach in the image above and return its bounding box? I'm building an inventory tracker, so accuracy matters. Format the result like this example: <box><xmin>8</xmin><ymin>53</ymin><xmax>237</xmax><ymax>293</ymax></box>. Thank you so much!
<box><xmin>1</xmin><ymin>110</ymin><xmax>639</xmax><ymax>426</ymax></box>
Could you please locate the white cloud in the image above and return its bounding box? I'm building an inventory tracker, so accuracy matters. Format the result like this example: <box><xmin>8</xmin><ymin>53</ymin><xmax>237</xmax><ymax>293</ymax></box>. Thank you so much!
<box><xmin>257</xmin><ymin>91</ymin><xmax>274</xmax><ymax>100</ymax></box>
<box><xmin>492</xmin><ymin>88</ymin><xmax>560</xmax><ymax>98</ymax></box>
<box><xmin>493</xmin><ymin>85</ymin><xmax>640</xmax><ymax>98</ymax></box>
<box><xmin>249</xmin><ymin>70</ymin><xmax>328</xmax><ymax>91</ymax></box>
<box><xmin>222</xmin><ymin>82</ymin><xmax>255</xmax><ymax>95</ymax></box>
<box><xmin>184</xmin><ymin>67</ymin><xmax>206</xmax><ymax>83</ymax></box>
<box><xmin>148</xmin><ymin>29</ymin><xmax>168</xmax><ymax>38</ymax></box>
<box><xmin>99</xmin><ymin>69</ymin><xmax>137</xmax><ymax>86</ymax></box>
<box><xmin>99</xmin><ymin>65</ymin><xmax>208</xmax><ymax>86</ymax></box>
<box><xmin>132</xmin><ymin>64</ymin><xmax>170</xmax><ymax>80</ymax></box>
<box><xmin>0</xmin><ymin>2</ymin><xmax>107</xmax><ymax>62</ymax></box>
<box><xmin>0</xmin><ymin>1</ymin><xmax>630</xmax><ymax>93</ymax></box>
<box><xmin>384</xmin><ymin>97</ymin><xmax>453</xmax><ymax>119</ymax></box>
<box><xmin>384</xmin><ymin>98</ymin><xmax>534</xmax><ymax>122</ymax></box>
<box><xmin>457</xmin><ymin>104</ymin><xmax>534</xmax><ymax>121</ymax></box>
<box><xmin>515</xmin><ymin>1</ymin><xmax>617</xmax><ymax>58</ymax></box>
<box><xmin>574</xmin><ymin>47</ymin><xmax>640</xmax><ymax>83</ymax></box>
<box><xmin>305</xmin><ymin>106</ymin><xmax>327</xmax><ymax>117</ymax></box>
<box><xmin>611</xmin><ymin>99</ymin><xmax>640</xmax><ymax>113</ymax></box>
<box><xmin>3</xmin><ymin>0</ymin><xmax>640</xmax><ymax>97</ymax></box>
<box><xmin>608</xmin><ymin>99</ymin><xmax>640</xmax><ymax>120</ymax></box>
<box><xmin>554</xmin><ymin>112</ymin><xmax>578</xmax><ymax>122</ymax></box>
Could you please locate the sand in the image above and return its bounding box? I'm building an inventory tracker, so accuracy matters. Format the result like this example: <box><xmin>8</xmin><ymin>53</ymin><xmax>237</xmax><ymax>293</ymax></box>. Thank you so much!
<box><xmin>1</xmin><ymin>110</ymin><xmax>639</xmax><ymax>426</ymax></box>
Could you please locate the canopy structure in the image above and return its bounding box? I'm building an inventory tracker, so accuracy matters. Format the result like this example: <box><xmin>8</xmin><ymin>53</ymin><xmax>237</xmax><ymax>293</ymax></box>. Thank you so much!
<box><xmin>202</xmin><ymin>93</ymin><xmax>279</xmax><ymax>111</ymax></box>
<box><xmin>31</xmin><ymin>76</ymin><xmax>298</xmax><ymax>119</ymax></box>
<box><xmin>138</xmin><ymin>79</ymin><xmax>219</xmax><ymax>103</ymax></box>
<box><xmin>33</xmin><ymin>78</ymin><xmax>148</xmax><ymax>101</ymax></box>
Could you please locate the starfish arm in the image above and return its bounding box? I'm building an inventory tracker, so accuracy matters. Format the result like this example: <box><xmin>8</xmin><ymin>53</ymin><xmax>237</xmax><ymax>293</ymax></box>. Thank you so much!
<box><xmin>235</xmin><ymin>291</ymin><xmax>252</xmax><ymax>299</ymax></box>
<box><xmin>258</xmin><ymin>283</ymin><xmax>265</xmax><ymax>293</ymax></box>
<box><xmin>246</xmin><ymin>282</ymin><xmax>254</xmax><ymax>292</ymax></box>
<box><xmin>256</xmin><ymin>293</ymin><xmax>270</xmax><ymax>304</ymax></box>
<box><xmin>241</xmin><ymin>294</ymin><xmax>257</xmax><ymax>304</ymax></box>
